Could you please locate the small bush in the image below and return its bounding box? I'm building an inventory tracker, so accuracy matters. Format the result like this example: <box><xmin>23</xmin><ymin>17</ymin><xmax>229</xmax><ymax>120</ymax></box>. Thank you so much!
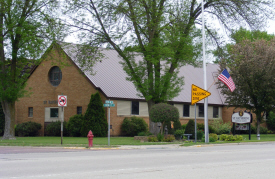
<box><xmin>121</xmin><ymin>116</ymin><xmax>148</xmax><ymax>136</ymax></box>
<box><xmin>197</xmin><ymin>123</ymin><xmax>204</xmax><ymax>130</ymax></box>
<box><xmin>266</xmin><ymin>111</ymin><xmax>275</xmax><ymax>131</ymax></box>
<box><xmin>209</xmin><ymin>125</ymin><xmax>216</xmax><ymax>133</ymax></box>
<box><xmin>209</xmin><ymin>119</ymin><xmax>231</xmax><ymax>135</ymax></box>
<box><xmin>197</xmin><ymin>130</ymin><xmax>204</xmax><ymax>140</ymax></box>
<box><xmin>174</xmin><ymin>129</ymin><xmax>184</xmax><ymax>140</ymax></box>
<box><xmin>219</xmin><ymin>134</ymin><xmax>243</xmax><ymax>141</ymax></box>
<box><xmin>235</xmin><ymin>135</ymin><xmax>243</xmax><ymax>141</ymax></box>
<box><xmin>209</xmin><ymin>133</ymin><xmax>218</xmax><ymax>141</ymax></box>
<box><xmin>45</xmin><ymin>121</ymin><xmax>69</xmax><ymax>136</ymax></box>
<box><xmin>148</xmin><ymin>135</ymin><xmax>158</xmax><ymax>142</ymax></box>
<box><xmin>163</xmin><ymin>135</ymin><xmax>175</xmax><ymax>142</ymax></box>
<box><xmin>184</xmin><ymin>119</ymin><xmax>195</xmax><ymax>139</ymax></box>
<box><xmin>173</xmin><ymin>120</ymin><xmax>182</xmax><ymax>130</ymax></box>
<box><xmin>157</xmin><ymin>133</ymin><xmax>164</xmax><ymax>141</ymax></box>
<box><xmin>67</xmin><ymin>114</ymin><xmax>83</xmax><ymax>137</ymax></box>
<box><xmin>182</xmin><ymin>124</ymin><xmax>187</xmax><ymax>130</ymax></box>
<box><xmin>260</xmin><ymin>126</ymin><xmax>268</xmax><ymax>134</ymax></box>
<box><xmin>137</xmin><ymin>131</ymin><xmax>152</xmax><ymax>136</ymax></box>
<box><xmin>15</xmin><ymin>121</ymin><xmax>41</xmax><ymax>137</ymax></box>
<box><xmin>209</xmin><ymin>137</ymin><xmax>216</xmax><ymax>142</ymax></box>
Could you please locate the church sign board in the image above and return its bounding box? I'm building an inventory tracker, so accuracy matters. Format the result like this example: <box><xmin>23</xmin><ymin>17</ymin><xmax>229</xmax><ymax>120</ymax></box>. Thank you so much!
<box><xmin>232</xmin><ymin>111</ymin><xmax>252</xmax><ymax>124</ymax></box>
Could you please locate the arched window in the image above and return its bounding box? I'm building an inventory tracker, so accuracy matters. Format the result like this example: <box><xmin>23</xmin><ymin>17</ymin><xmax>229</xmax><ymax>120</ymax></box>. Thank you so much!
<box><xmin>49</xmin><ymin>66</ymin><xmax>62</xmax><ymax>87</ymax></box>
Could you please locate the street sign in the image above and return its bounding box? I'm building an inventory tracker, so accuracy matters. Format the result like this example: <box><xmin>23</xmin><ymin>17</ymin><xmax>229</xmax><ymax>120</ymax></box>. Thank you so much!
<box><xmin>105</xmin><ymin>100</ymin><xmax>113</xmax><ymax>104</ymax></box>
<box><xmin>103</xmin><ymin>103</ymin><xmax>115</xmax><ymax>107</ymax></box>
<box><xmin>58</xmin><ymin>95</ymin><xmax>67</xmax><ymax>107</ymax></box>
<box><xmin>191</xmin><ymin>84</ymin><xmax>211</xmax><ymax>105</ymax></box>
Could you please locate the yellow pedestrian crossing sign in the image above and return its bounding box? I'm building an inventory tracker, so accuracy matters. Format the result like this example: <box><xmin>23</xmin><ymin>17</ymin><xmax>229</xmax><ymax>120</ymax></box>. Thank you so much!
<box><xmin>191</xmin><ymin>84</ymin><xmax>211</xmax><ymax>105</ymax></box>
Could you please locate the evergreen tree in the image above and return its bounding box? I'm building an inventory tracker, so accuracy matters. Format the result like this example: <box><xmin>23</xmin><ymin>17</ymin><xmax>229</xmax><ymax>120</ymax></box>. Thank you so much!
<box><xmin>81</xmin><ymin>92</ymin><xmax>108</xmax><ymax>137</ymax></box>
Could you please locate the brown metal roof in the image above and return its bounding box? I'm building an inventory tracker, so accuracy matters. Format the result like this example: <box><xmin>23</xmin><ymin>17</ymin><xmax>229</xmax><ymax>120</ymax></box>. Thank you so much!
<box><xmin>60</xmin><ymin>42</ymin><xmax>225</xmax><ymax>105</ymax></box>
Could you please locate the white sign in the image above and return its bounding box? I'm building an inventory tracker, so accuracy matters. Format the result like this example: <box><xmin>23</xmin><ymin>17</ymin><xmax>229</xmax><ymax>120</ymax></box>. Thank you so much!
<box><xmin>232</xmin><ymin>111</ymin><xmax>251</xmax><ymax>124</ymax></box>
<box><xmin>58</xmin><ymin>95</ymin><xmax>67</xmax><ymax>107</ymax></box>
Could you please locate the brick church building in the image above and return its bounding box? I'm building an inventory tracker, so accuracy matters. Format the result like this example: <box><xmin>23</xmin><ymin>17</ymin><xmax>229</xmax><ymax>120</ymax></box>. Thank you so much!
<box><xmin>15</xmin><ymin>42</ymin><xmax>240</xmax><ymax>136</ymax></box>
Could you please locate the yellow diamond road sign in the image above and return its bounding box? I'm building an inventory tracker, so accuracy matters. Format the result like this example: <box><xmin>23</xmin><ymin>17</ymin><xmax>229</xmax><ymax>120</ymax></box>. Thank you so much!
<box><xmin>191</xmin><ymin>84</ymin><xmax>211</xmax><ymax>105</ymax></box>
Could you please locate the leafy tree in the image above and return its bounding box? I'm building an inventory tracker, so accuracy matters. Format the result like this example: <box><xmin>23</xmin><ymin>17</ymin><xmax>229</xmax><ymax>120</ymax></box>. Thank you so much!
<box><xmin>80</xmin><ymin>92</ymin><xmax>108</xmax><ymax>137</ymax></box>
<box><xmin>0</xmin><ymin>0</ymin><xmax>64</xmax><ymax>139</ymax></box>
<box><xmin>149</xmin><ymin>103</ymin><xmax>179</xmax><ymax>134</ymax></box>
<box><xmin>219</xmin><ymin>38</ymin><xmax>275</xmax><ymax>139</ymax></box>
<box><xmin>65</xmin><ymin>0</ymin><xmax>274</xmax><ymax>133</ymax></box>
<box><xmin>213</xmin><ymin>28</ymin><xmax>275</xmax><ymax>63</ymax></box>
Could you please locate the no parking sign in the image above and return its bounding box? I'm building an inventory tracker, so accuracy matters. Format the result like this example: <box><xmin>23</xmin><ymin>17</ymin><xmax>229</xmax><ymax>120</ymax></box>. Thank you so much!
<box><xmin>58</xmin><ymin>95</ymin><xmax>67</xmax><ymax>107</ymax></box>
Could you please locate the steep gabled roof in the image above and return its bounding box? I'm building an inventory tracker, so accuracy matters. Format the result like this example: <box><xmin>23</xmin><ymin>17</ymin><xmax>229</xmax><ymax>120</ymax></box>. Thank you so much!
<box><xmin>59</xmin><ymin>42</ymin><xmax>226</xmax><ymax>105</ymax></box>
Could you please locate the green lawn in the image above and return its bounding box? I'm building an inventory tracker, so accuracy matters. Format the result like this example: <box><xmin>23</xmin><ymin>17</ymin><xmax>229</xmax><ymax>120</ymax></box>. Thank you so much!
<box><xmin>0</xmin><ymin>136</ymin><xmax>181</xmax><ymax>147</ymax></box>
<box><xmin>0</xmin><ymin>134</ymin><xmax>274</xmax><ymax>147</ymax></box>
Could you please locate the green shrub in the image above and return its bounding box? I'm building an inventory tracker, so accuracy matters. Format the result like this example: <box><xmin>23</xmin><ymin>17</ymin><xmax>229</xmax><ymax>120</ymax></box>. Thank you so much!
<box><xmin>163</xmin><ymin>135</ymin><xmax>175</xmax><ymax>142</ymax></box>
<box><xmin>45</xmin><ymin>121</ymin><xmax>69</xmax><ymax>136</ymax></box>
<box><xmin>209</xmin><ymin>133</ymin><xmax>218</xmax><ymax>141</ymax></box>
<box><xmin>235</xmin><ymin>135</ymin><xmax>243</xmax><ymax>141</ymax></box>
<box><xmin>121</xmin><ymin>116</ymin><xmax>148</xmax><ymax>136</ymax></box>
<box><xmin>197</xmin><ymin>123</ymin><xmax>204</xmax><ymax>130</ymax></box>
<box><xmin>197</xmin><ymin>130</ymin><xmax>204</xmax><ymax>140</ymax></box>
<box><xmin>148</xmin><ymin>135</ymin><xmax>158</xmax><ymax>142</ymax></box>
<box><xmin>219</xmin><ymin>134</ymin><xmax>227</xmax><ymax>141</ymax></box>
<box><xmin>209</xmin><ymin>125</ymin><xmax>216</xmax><ymax>133</ymax></box>
<box><xmin>137</xmin><ymin>131</ymin><xmax>152</xmax><ymax>136</ymax></box>
<box><xmin>15</xmin><ymin>121</ymin><xmax>41</xmax><ymax>137</ymax></box>
<box><xmin>80</xmin><ymin>92</ymin><xmax>108</xmax><ymax>137</ymax></box>
<box><xmin>184</xmin><ymin>119</ymin><xmax>195</xmax><ymax>139</ymax></box>
<box><xmin>260</xmin><ymin>126</ymin><xmax>268</xmax><ymax>134</ymax></box>
<box><xmin>173</xmin><ymin>120</ymin><xmax>182</xmax><ymax>130</ymax></box>
<box><xmin>209</xmin><ymin>119</ymin><xmax>231</xmax><ymax>135</ymax></box>
<box><xmin>174</xmin><ymin>129</ymin><xmax>184</xmax><ymax>140</ymax></box>
<box><xmin>266</xmin><ymin>111</ymin><xmax>275</xmax><ymax>131</ymax></box>
<box><xmin>182</xmin><ymin>124</ymin><xmax>187</xmax><ymax>130</ymax></box>
<box><xmin>67</xmin><ymin>114</ymin><xmax>83</xmax><ymax>137</ymax></box>
<box><xmin>157</xmin><ymin>133</ymin><xmax>164</xmax><ymax>141</ymax></box>
<box><xmin>219</xmin><ymin>134</ymin><xmax>243</xmax><ymax>141</ymax></box>
<box><xmin>209</xmin><ymin>137</ymin><xmax>216</xmax><ymax>142</ymax></box>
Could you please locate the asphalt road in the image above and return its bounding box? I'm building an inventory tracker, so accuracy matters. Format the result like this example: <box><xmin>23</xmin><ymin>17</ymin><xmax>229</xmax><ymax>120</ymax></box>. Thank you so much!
<box><xmin>1</xmin><ymin>143</ymin><xmax>275</xmax><ymax>179</ymax></box>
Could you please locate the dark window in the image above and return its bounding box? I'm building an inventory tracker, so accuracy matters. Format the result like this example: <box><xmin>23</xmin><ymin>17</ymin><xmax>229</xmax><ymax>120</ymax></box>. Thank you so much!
<box><xmin>183</xmin><ymin>105</ymin><xmax>190</xmax><ymax>117</ymax></box>
<box><xmin>77</xmin><ymin>106</ymin><xmax>82</xmax><ymax>114</ymax></box>
<box><xmin>131</xmin><ymin>101</ymin><xmax>139</xmax><ymax>115</ymax></box>
<box><xmin>50</xmin><ymin>108</ymin><xmax>59</xmax><ymax>118</ymax></box>
<box><xmin>28</xmin><ymin>107</ymin><xmax>33</xmax><ymax>117</ymax></box>
<box><xmin>49</xmin><ymin>66</ymin><xmax>62</xmax><ymax>87</ymax></box>
<box><xmin>199</xmin><ymin>105</ymin><xmax>204</xmax><ymax>117</ymax></box>
<box><xmin>213</xmin><ymin>106</ymin><xmax>219</xmax><ymax>118</ymax></box>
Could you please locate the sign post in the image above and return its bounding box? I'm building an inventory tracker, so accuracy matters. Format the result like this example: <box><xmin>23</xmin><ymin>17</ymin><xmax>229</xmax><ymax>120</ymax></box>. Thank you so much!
<box><xmin>58</xmin><ymin>95</ymin><xmax>67</xmax><ymax>145</ymax></box>
<box><xmin>104</xmin><ymin>100</ymin><xmax>115</xmax><ymax>146</ymax></box>
<box><xmin>191</xmin><ymin>84</ymin><xmax>211</xmax><ymax>143</ymax></box>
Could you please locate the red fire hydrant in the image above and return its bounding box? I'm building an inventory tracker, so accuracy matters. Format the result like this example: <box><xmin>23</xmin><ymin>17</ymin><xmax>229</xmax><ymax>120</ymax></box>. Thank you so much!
<box><xmin>87</xmin><ymin>130</ymin><xmax>94</xmax><ymax>147</ymax></box>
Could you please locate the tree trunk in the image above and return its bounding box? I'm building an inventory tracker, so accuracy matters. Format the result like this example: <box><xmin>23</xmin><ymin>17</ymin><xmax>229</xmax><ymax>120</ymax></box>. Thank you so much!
<box><xmin>256</xmin><ymin>113</ymin><xmax>261</xmax><ymax>140</ymax></box>
<box><xmin>147</xmin><ymin>99</ymin><xmax>159</xmax><ymax>135</ymax></box>
<box><xmin>1</xmin><ymin>100</ymin><xmax>16</xmax><ymax>140</ymax></box>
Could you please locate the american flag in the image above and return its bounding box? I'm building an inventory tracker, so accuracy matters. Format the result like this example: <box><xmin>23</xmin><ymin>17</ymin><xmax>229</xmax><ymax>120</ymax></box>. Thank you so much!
<box><xmin>218</xmin><ymin>69</ymin><xmax>236</xmax><ymax>92</ymax></box>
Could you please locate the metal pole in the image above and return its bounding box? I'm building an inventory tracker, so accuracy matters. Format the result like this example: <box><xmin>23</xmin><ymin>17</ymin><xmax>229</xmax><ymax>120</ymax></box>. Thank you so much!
<box><xmin>108</xmin><ymin>100</ymin><xmax>110</xmax><ymax>146</ymax></box>
<box><xmin>202</xmin><ymin>0</ymin><xmax>209</xmax><ymax>143</ymax></box>
<box><xmin>61</xmin><ymin>106</ymin><xmax>64</xmax><ymax>145</ymax></box>
<box><xmin>195</xmin><ymin>104</ymin><xmax>197</xmax><ymax>143</ymax></box>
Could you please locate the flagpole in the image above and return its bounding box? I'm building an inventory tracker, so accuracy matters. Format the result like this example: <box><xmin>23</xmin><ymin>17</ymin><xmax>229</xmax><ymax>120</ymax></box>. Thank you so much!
<box><xmin>202</xmin><ymin>0</ymin><xmax>209</xmax><ymax>143</ymax></box>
